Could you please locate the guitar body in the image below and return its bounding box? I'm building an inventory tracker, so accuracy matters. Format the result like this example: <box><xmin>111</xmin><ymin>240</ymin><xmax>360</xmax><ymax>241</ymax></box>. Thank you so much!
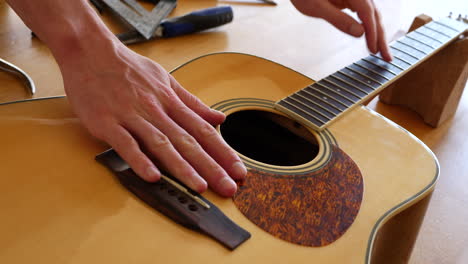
<box><xmin>0</xmin><ymin>53</ymin><xmax>438</xmax><ymax>263</ymax></box>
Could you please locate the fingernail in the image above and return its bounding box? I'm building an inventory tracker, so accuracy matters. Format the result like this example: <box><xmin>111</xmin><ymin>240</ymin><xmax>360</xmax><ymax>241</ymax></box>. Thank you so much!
<box><xmin>191</xmin><ymin>175</ymin><xmax>207</xmax><ymax>193</ymax></box>
<box><xmin>211</xmin><ymin>109</ymin><xmax>224</xmax><ymax>115</ymax></box>
<box><xmin>146</xmin><ymin>166</ymin><xmax>160</xmax><ymax>181</ymax></box>
<box><xmin>220</xmin><ymin>177</ymin><xmax>237</xmax><ymax>196</ymax></box>
<box><xmin>349</xmin><ymin>23</ymin><xmax>364</xmax><ymax>37</ymax></box>
<box><xmin>232</xmin><ymin>161</ymin><xmax>247</xmax><ymax>178</ymax></box>
<box><xmin>387</xmin><ymin>52</ymin><xmax>394</xmax><ymax>61</ymax></box>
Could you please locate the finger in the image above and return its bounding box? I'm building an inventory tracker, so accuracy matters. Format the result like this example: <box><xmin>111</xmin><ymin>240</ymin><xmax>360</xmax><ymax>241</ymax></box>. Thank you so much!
<box><xmin>103</xmin><ymin>124</ymin><xmax>161</xmax><ymax>182</ymax></box>
<box><xmin>122</xmin><ymin>115</ymin><xmax>208</xmax><ymax>193</ymax></box>
<box><xmin>374</xmin><ymin>8</ymin><xmax>392</xmax><ymax>61</ymax></box>
<box><xmin>299</xmin><ymin>0</ymin><xmax>365</xmax><ymax>37</ymax></box>
<box><xmin>166</xmin><ymin>98</ymin><xmax>247</xmax><ymax>182</ymax></box>
<box><xmin>349</xmin><ymin>0</ymin><xmax>377</xmax><ymax>53</ymax></box>
<box><xmin>143</xmin><ymin>103</ymin><xmax>238</xmax><ymax>197</ymax></box>
<box><xmin>170</xmin><ymin>75</ymin><xmax>226</xmax><ymax>126</ymax></box>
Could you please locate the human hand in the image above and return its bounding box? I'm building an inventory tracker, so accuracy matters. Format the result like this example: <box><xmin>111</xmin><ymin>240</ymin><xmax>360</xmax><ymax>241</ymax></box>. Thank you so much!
<box><xmin>60</xmin><ymin>41</ymin><xmax>246</xmax><ymax>197</ymax></box>
<box><xmin>6</xmin><ymin>0</ymin><xmax>246</xmax><ymax>197</ymax></box>
<box><xmin>290</xmin><ymin>0</ymin><xmax>392</xmax><ymax>61</ymax></box>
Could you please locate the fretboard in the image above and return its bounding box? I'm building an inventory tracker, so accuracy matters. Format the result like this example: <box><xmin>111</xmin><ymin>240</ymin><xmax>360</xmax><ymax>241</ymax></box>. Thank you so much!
<box><xmin>275</xmin><ymin>17</ymin><xmax>468</xmax><ymax>131</ymax></box>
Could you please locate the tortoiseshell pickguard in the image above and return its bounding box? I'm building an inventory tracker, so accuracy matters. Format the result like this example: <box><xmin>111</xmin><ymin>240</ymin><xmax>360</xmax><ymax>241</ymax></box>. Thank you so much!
<box><xmin>233</xmin><ymin>146</ymin><xmax>363</xmax><ymax>247</ymax></box>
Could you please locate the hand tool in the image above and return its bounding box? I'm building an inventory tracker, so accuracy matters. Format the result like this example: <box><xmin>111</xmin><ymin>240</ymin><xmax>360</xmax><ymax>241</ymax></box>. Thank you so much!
<box><xmin>117</xmin><ymin>6</ymin><xmax>234</xmax><ymax>45</ymax></box>
<box><xmin>98</xmin><ymin>0</ymin><xmax>178</xmax><ymax>40</ymax></box>
<box><xmin>0</xmin><ymin>58</ymin><xmax>36</xmax><ymax>95</ymax></box>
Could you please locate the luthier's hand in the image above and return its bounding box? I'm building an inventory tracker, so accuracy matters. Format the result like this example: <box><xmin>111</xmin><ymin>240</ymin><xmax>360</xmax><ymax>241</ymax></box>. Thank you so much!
<box><xmin>62</xmin><ymin>42</ymin><xmax>246</xmax><ymax>197</ymax></box>
<box><xmin>6</xmin><ymin>0</ymin><xmax>246</xmax><ymax>197</ymax></box>
<box><xmin>291</xmin><ymin>0</ymin><xmax>392</xmax><ymax>61</ymax></box>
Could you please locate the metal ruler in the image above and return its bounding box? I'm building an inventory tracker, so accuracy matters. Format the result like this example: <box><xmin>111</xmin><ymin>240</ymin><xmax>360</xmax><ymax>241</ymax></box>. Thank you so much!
<box><xmin>100</xmin><ymin>0</ymin><xmax>177</xmax><ymax>39</ymax></box>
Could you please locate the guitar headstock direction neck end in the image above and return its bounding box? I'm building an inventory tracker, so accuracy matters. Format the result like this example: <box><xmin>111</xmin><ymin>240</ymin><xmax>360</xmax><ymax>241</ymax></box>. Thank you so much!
<box><xmin>457</xmin><ymin>14</ymin><xmax>468</xmax><ymax>23</ymax></box>
<box><xmin>450</xmin><ymin>12</ymin><xmax>468</xmax><ymax>24</ymax></box>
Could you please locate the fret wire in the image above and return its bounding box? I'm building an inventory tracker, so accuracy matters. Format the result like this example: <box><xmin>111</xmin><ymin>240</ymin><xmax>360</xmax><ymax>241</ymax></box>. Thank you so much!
<box><xmin>277</xmin><ymin>100</ymin><xmax>324</xmax><ymax>127</ymax></box>
<box><xmin>424</xmin><ymin>22</ymin><xmax>456</xmax><ymax>36</ymax></box>
<box><xmin>289</xmin><ymin>95</ymin><xmax>334</xmax><ymax>120</ymax></box>
<box><xmin>287</xmin><ymin>96</ymin><xmax>330</xmax><ymax>121</ymax></box>
<box><xmin>390</xmin><ymin>46</ymin><xmax>420</xmax><ymax>60</ymax></box>
<box><xmin>441</xmin><ymin>17</ymin><xmax>468</xmax><ymax>30</ymax></box>
<box><xmin>370</xmin><ymin>54</ymin><xmax>406</xmax><ymax>71</ymax></box>
<box><xmin>399</xmin><ymin>37</ymin><xmax>434</xmax><ymax>54</ymax></box>
<box><xmin>396</xmin><ymin>40</ymin><xmax>428</xmax><ymax>55</ymax></box>
<box><xmin>405</xmin><ymin>35</ymin><xmax>437</xmax><ymax>49</ymax></box>
<box><xmin>424</xmin><ymin>24</ymin><xmax>453</xmax><ymax>38</ymax></box>
<box><xmin>389</xmin><ymin>47</ymin><xmax>419</xmax><ymax>64</ymax></box>
<box><xmin>329</xmin><ymin>74</ymin><xmax>374</xmax><ymax>94</ymax></box>
<box><xmin>345</xmin><ymin>66</ymin><xmax>384</xmax><ymax>85</ymax></box>
<box><xmin>362</xmin><ymin>58</ymin><xmax>398</xmax><ymax>75</ymax></box>
<box><xmin>314</xmin><ymin>82</ymin><xmax>356</xmax><ymax>105</ymax></box>
<box><xmin>413</xmin><ymin>30</ymin><xmax>444</xmax><ymax>44</ymax></box>
<box><xmin>372</xmin><ymin>54</ymin><xmax>412</xmax><ymax>70</ymax></box>
<box><xmin>339</xmin><ymin>67</ymin><xmax>381</xmax><ymax>88</ymax></box>
<box><xmin>391</xmin><ymin>54</ymin><xmax>413</xmax><ymax>66</ymax></box>
<box><xmin>438</xmin><ymin>18</ymin><xmax>467</xmax><ymax>32</ymax></box>
<box><xmin>408</xmin><ymin>31</ymin><xmax>443</xmax><ymax>47</ymax></box>
<box><xmin>337</xmin><ymin>70</ymin><xmax>377</xmax><ymax>90</ymax></box>
<box><xmin>329</xmin><ymin>75</ymin><xmax>370</xmax><ymax>95</ymax></box>
<box><xmin>307</xmin><ymin>85</ymin><xmax>352</xmax><ymax>108</ymax></box>
<box><xmin>322</xmin><ymin>78</ymin><xmax>365</xmax><ymax>99</ymax></box>
<box><xmin>305</xmin><ymin>85</ymin><xmax>350</xmax><ymax>109</ymax></box>
<box><xmin>294</xmin><ymin>91</ymin><xmax>339</xmax><ymax>115</ymax></box>
<box><xmin>300</xmin><ymin>89</ymin><xmax>344</xmax><ymax>112</ymax></box>
<box><xmin>433</xmin><ymin>21</ymin><xmax>460</xmax><ymax>34</ymax></box>
<box><xmin>417</xmin><ymin>27</ymin><xmax>447</xmax><ymax>44</ymax></box>
<box><xmin>352</xmin><ymin>62</ymin><xmax>391</xmax><ymax>81</ymax></box>
<box><xmin>283</xmin><ymin>98</ymin><xmax>327</xmax><ymax>124</ymax></box>
<box><xmin>353</xmin><ymin>62</ymin><xmax>391</xmax><ymax>80</ymax></box>
<box><xmin>278</xmin><ymin>18</ymin><xmax>463</xmax><ymax>130</ymax></box>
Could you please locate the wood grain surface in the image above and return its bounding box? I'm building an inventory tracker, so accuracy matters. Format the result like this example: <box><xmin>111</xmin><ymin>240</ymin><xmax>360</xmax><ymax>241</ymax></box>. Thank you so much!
<box><xmin>0</xmin><ymin>0</ymin><xmax>467</xmax><ymax>263</ymax></box>
<box><xmin>0</xmin><ymin>53</ymin><xmax>438</xmax><ymax>263</ymax></box>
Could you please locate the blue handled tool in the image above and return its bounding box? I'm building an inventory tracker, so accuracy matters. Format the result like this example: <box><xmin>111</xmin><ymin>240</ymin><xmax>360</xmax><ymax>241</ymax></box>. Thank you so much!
<box><xmin>161</xmin><ymin>6</ymin><xmax>233</xmax><ymax>37</ymax></box>
<box><xmin>117</xmin><ymin>6</ymin><xmax>233</xmax><ymax>45</ymax></box>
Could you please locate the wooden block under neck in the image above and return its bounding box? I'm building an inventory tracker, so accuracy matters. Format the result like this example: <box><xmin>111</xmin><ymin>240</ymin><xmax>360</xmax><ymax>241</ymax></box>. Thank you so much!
<box><xmin>379</xmin><ymin>14</ymin><xmax>468</xmax><ymax>128</ymax></box>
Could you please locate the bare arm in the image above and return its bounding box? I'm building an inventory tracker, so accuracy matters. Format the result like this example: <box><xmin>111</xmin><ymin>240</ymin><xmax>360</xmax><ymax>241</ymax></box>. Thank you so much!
<box><xmin>6</xmin><ymin>0</ymin><xmax>246</xmax><ymax>197</ymax></box>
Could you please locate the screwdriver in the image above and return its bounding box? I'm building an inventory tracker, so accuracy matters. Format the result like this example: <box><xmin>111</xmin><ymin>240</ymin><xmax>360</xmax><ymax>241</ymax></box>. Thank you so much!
<box><xmin>118</xmin><ymin>6</ymin><xmax>234</xmax><ymax>45</ymax></box>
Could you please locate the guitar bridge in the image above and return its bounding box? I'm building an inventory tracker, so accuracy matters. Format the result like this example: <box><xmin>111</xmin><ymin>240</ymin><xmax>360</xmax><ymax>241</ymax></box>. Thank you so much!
<box><xmin>95</xmin><ymin>149</ymin><xmax>251</xmax><ymax>250</ymax></box>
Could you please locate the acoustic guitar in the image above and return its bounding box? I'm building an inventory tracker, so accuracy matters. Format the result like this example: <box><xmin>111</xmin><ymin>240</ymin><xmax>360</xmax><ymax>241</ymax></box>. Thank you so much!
<box><xmin>0</xmin><ymin>17</ymin><xmax>466</xmax><ymax>263</ymax></box>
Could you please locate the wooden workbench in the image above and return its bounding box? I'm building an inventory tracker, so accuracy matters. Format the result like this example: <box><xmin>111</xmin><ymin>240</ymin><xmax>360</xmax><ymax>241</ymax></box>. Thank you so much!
<box><xmin>0</xmin><ymin>0</ymin><xmax>466</xmax><ymax>263</ymax></box>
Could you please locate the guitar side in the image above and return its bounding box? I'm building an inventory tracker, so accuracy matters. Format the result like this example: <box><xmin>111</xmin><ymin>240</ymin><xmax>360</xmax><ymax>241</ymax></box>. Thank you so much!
<box><xmin>0</xmin><ymin>53</ymin><xmax>438</xmax><ymax>263</ymax></box>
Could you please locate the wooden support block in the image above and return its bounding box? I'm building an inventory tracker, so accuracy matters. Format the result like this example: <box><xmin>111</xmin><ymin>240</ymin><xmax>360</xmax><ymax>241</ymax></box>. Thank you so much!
<box><xmin>379</xmin><ymin>14</ymin><xmax>468</xmax><ymax>127</ymax></box>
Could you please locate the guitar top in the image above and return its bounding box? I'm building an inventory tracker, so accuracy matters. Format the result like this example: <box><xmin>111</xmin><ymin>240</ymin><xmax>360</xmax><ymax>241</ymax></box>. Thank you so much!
<box><xmin>1</xmin><ymin>14</ymin><xmax>465</xmax><ymax>264</ymax></box>
<box><xmin>0</xmin><ymin>52</ymin><xmax>438</xmax><ymax>264</ymax></box>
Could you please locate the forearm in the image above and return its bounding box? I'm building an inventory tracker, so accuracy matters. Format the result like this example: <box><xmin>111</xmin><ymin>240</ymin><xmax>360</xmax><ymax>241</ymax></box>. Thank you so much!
<box><xmin>6</xmin><ymin>0</ymin><xmax>118</xmax><ymax>67</ymax></box>
<box><xmin>4</xmin><ymin>0</ymin><xmax>251</xmax><ymax>197</ymax></box>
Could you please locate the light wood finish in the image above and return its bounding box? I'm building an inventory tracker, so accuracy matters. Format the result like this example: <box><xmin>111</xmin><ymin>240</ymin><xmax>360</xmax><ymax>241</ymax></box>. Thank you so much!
<box><xmin>367</xmin><ymin>90</ymin><xmax>468</xmax><ymax>264</ymax></box>
<box><xmin>0</xmin><ymin>53</ymin><xmax>437</xmax><ymax>263</ymax></box>
<box><xmin>0</xmin><ymin>0</ymin><xmax>406</xmax><ymax>103</ymax></box>
<box><xmin>380</xmin><ymin>14</ymin><xmax>468</xmax><ymax>127</ymax></box>
<box><xmin>0</xmin><ymin>0</ymin><xmax>467</xmax><ymax>263</ymax></box>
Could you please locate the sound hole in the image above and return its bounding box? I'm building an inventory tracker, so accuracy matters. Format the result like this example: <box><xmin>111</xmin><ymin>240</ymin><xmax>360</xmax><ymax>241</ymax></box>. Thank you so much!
<box><xmin>220</xmin><ymin>110</ymin><xmax>319</xmax><ymax>166</ymax></box>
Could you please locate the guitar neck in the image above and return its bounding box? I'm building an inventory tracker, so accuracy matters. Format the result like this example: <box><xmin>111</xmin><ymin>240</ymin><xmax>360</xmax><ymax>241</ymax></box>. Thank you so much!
<box><xmin>275</xmin><ymin>17</ymin><xmax>468</xmax><ymax>131</ymax></box>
